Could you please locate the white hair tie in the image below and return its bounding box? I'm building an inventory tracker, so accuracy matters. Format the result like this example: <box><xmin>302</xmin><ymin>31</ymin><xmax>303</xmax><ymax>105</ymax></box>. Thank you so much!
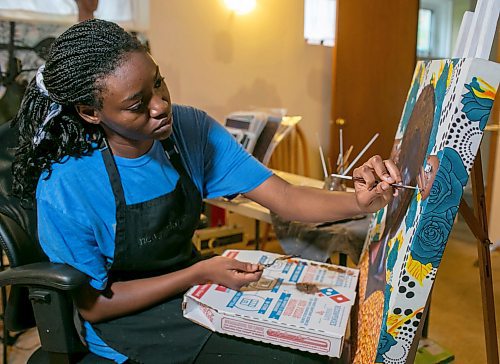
<box><xmin>33</xmin><ymin>64</ymin><xmax>62</xmax><ymax>146</ymax></box>
<box><xmin>35</xmin><ymin>64</ymin><xmax>49</xmax><ymax>97</ymax></box>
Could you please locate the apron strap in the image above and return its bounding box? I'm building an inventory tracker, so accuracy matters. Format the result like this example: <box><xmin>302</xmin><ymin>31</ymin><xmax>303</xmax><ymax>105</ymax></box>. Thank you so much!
<box><xmin>99</xmin><ymin>138</ymin><xmax>126</xmax><ymax>208</ymax></box>
<box><xmin>160</xmin><ymin>137</ymin><xmax>190</xmax><ymax>179</ymax></box>
<box><xmin>99</xmin><ymin>137</ymin><xmax>191</xmax><ymax>207</ymax></box>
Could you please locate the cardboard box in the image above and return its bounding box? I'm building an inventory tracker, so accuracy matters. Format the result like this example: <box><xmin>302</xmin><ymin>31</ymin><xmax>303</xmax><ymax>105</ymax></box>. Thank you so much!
<box><xmin>183</xmin><ymin>250</ymin><xmax>359</xmax><ymax>357</ymax></box>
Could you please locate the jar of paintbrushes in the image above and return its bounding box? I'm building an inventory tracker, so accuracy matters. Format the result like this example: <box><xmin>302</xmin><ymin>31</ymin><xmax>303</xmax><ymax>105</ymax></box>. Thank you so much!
<box><xmin>323</xmin><ymin>174</ymin><xmax>346</xmax><ymax>191</ymax></box>
<box><xmin>317</xmin><ymin>125</ymin><xmax>380</xmax><ymax>193</ymax></box>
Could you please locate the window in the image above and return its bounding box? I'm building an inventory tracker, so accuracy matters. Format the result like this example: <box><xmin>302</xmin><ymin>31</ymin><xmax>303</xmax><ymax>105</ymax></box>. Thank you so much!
<box><xmin>417</xmin><ymin>0</ymin><xmax>452</xmax><ymax>59</ymax></box>
<box><xmin>304</xmin><ymin>0</ymin><xmax>336</xmax><ymax>47</ymax></box>
<box><xmin>417</xmin><ymin>9</ymin><xmax>433</xmax><ymax>58</ymax></box>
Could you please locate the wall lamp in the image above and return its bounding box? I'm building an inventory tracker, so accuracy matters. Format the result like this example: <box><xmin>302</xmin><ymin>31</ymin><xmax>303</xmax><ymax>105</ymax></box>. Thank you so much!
<box><xmin>224</xmin><ymin>0</ymin><xmax>256</xmax><ymax>15</ymax></box>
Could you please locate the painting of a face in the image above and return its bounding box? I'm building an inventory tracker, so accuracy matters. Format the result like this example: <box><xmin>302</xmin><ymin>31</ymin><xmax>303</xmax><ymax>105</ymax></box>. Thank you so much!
<box><xmin>366</xmin><ymin>84</ymin><xmax>435</xmax><ymax>296</ymax></box>
<box><xmin>417</xmin><ymin>155</ymin><xmax>440</xmax><ymax>200</ymax></box>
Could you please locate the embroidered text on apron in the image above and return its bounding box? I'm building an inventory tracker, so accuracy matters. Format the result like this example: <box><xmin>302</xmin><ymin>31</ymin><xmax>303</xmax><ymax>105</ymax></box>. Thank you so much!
<box><xmin>91</xmin><ymin>137</ymin><xmax>211</xmax><ymax>364</ymax></box>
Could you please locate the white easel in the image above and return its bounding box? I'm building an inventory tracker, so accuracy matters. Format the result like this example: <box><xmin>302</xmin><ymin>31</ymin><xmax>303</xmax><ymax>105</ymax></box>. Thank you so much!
<box><xmin>453</xmin><ymin>1</ymin><xmax>500</xmax><ymax>363</ymax></box>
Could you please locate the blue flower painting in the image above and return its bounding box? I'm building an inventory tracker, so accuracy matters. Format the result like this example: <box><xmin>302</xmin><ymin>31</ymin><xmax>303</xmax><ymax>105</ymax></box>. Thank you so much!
<box><xmin>461</xmin><ymin>77</ymin><xmax>497</xmax><ymax>130</ymax></box>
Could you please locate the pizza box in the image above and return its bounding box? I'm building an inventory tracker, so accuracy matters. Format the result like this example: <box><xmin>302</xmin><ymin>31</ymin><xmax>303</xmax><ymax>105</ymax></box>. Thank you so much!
<box><xmin>182</xmin><ymin>249</ymin><xmax>359</xmax><ymax>357</ymax></box>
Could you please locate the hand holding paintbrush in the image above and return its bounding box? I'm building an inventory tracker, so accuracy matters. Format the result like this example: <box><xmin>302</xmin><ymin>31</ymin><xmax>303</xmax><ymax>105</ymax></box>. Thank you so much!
<box><xmin>349</xmin><ymin>155</ymin><xmax>404</xmax><ymax>213</ymax></box>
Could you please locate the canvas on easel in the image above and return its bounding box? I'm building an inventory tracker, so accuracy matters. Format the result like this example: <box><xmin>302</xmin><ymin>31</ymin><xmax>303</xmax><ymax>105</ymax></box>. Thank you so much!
<box><xmin>351</xmin><ymin>2</ymin><xmax>500</xmax><ymax>361</ymax></box>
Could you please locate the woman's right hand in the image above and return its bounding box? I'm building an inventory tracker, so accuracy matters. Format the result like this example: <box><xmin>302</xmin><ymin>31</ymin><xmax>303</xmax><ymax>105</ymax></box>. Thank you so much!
<box><xmin>193</xmin><ymin>256</ymin><xmax>263</xmax><ymax>290</ymax></box>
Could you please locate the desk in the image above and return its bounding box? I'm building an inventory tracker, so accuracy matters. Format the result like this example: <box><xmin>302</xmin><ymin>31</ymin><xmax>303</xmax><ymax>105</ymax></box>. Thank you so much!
<box><xmin>205</xmin><ymin>170</ymin><xmax>370</xmax><ymax>264</ymax></box>
<box><xmin>206</xmin><ymin>170</ymin><xmax>323</xmax><ymax>224</ymax></box>
<box><xmin>206</xmin><ymin>170</ymin><xmax>323</xmax><ymax>248</ymax></box>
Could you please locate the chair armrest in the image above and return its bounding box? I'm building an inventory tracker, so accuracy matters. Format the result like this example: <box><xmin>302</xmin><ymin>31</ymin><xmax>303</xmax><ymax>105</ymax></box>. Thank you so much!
<box><xmin>0</xmin><ymin>262</ymin><xmax>88</xmax><ymax>290</ymax></box>
<box><xmin>0</xmin><ymin>262</ymin><xmax>91</xmax><ymax>357</ymax></box>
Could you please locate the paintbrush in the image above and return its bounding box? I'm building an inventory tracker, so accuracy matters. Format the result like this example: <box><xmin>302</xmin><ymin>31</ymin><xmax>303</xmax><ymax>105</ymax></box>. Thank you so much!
<box><xmin>316</xmin><ymin>133</ymin><xmax>328</xmax><ymax>179</ymax></box>
<box><xmin>337</xmin><ymin>145</ymin><xmax>354</xmax><ymax>173</ymax></box>
<box><xmin>339</xmin><ymin>128</ymin><xmax>344</xmax><ymax>174</ymax></box>
<box><xmin>329</xmin><ymin>173</ymin><xmax>419</xmax><ymax>191</ymax></box>
<box><xmin>342</xmin><ymin>133</ymin><xmax>379</xmax><ymax>175</ymax></box>
<box><xmin>257</xmin><ymin>254</ymin><xmax>301</xmax><ymax>270</ymax></box>
<box><xmin>342</xmin><ymin>145</ymin><xmax>354</xmax><ymax>168</ymax></box>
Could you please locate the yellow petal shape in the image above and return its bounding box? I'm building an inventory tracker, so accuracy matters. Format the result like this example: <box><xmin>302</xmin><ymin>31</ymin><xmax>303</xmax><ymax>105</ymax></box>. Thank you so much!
<box><xmin>387</xmin><ymin>313</ymin><xmax>402</xmax><ymax>328</ymax></box>
<box><xmin>406</xmin><ymin>254</ymin><xmax>432</xmax><ymax>286</ymax></box>
<box><xmin>387</xmin><ymin>307</ymin><xmax>425</xmax><ymax>337</ymax></box>
<box><xmin>418</xmin><ymin>63</ymin><xmax>425</xmax><ymax>85</ymax></box>
<box><xmin>396</xmin><ymin>230</ymin><xmax>403</xmax><ymax>250</ymax></box>
<box><xmin>472</xmin><ymin>77</ymin><xmax>497</xmax><ymax>100</ymax></box>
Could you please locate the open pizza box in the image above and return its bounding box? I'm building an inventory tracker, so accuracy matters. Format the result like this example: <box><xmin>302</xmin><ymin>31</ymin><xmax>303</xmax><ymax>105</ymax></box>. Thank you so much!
<box><xmin>183</xmin><ymin>249</ymin><xmax>359</xmax><ymax>358</ymax></box>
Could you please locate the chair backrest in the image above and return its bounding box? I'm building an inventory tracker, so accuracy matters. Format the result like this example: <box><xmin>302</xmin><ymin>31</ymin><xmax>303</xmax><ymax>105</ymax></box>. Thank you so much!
<box><xmin>0</xmin><ymin>122</ymin><xmax>46</xmax><ymax>265</ymax></box>
<box><xmin>0</xmin><ymin>122</ymin><xmax>47</xmax><ymax>332</ymax></box>
<box><xmin>267</xmin><ymin>118</ymin><xmax>310</xmax><ymax>176</ymax></box>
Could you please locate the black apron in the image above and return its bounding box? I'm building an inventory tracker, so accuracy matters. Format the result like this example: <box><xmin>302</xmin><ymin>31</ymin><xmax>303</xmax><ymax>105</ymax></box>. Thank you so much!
<box><xmin>91</xmin><ymin>137</ymin><xmax>212</xmax><ymax>364</ymax></box>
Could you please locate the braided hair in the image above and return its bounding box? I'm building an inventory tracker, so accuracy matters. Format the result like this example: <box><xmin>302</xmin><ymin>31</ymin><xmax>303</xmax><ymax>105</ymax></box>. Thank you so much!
<box><xmin>12</xmin><ymin>19</ymin><xmax>145</xmax><ymax>200</ymax></box>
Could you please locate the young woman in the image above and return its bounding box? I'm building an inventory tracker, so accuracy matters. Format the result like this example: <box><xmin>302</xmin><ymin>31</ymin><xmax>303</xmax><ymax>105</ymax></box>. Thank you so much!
<box><xmin>12</xmin><ymin>19</ymin><xmax>401</xmax><ymax>363</ymax></box>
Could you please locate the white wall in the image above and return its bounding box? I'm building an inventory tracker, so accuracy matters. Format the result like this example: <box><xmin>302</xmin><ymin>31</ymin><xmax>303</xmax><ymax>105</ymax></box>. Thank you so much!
<box><xmin>148</xmin><ymin>0</ymin><xmax>332</xmax><ymax>178</ymax></box>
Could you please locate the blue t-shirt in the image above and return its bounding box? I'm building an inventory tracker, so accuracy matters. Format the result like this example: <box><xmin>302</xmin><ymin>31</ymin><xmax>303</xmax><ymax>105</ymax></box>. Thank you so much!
<box><xmin>36</xmin><ymin>105</ymin><xmax>272</xmax><ymax>363</ymax></box>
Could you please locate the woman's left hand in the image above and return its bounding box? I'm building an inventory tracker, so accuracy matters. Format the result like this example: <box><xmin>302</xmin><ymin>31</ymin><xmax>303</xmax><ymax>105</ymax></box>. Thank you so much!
<box><xmin>353</xmin><ymin>155</ymin><xmax>402</xmax><ymax>213</ymax></box>
<box><xmin>194</xmin><ymin>256</ymin><xmax>263</xmax><ymax>291</ymax></box>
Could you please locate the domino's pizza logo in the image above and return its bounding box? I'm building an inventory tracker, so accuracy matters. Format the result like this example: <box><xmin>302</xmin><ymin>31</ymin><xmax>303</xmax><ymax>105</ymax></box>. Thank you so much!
<box><xmin>319</xmin><ymin>288</ymin><xmax>350</xmax><ymax>303</ymax></box>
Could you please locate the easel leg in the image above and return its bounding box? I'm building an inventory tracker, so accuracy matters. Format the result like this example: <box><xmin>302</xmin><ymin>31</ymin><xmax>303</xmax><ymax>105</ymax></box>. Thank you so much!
<box><xmin>459</xmin><ymin>152</ymin><xmax>499</xmax><ymax>364</ymax></box>
<box><xmin>476</xmin><ymin>233</ymin><xmax>498</xmax><ymax>364</ymax></box>
<box><xmin>422</xmin><ymin>303</ymin><xmax>430</xmax><ymax>338</ymax></box>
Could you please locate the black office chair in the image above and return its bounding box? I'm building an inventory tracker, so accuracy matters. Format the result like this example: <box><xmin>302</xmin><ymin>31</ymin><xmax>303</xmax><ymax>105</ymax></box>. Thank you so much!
<box><xmin>0</xmin><ymin>122</ymin><xmax>109</xmax><ymax>363</ymax></box>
